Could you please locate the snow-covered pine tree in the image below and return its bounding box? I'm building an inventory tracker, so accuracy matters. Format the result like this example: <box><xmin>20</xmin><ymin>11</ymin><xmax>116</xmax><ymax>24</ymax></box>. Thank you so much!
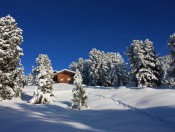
<box><xmin>168</xmin><ymin>33</ymin><xmax>175</xmax><ymax>57</ymax></box>
<box><xmin>89</xmin><ymin>48</ymin><xmax>111</xmax><ymax>86</ymax></box>
<box><xmin>109</xmin><ymin>52</ymin><xmax>128</xmax><ymax>86</ymax></box>
<box><xmin>69</xmin><ymin>61</ymin><xmax>78</xmax><ymax>71</ymax></box>
<box><xmin>88</xmin><ymin>48</ymin><xmax>101</xmax><ymax>85</ymax></box>
<box><xmin>29</xmin><ymin>54</ymin><xmax>53</xmax><ymax>104</ymax></box>
<box><xmin>168</xmin><ymin>33</ymin><xmax>175</xmax><ymax>75</ymax></box>
<box><xmin>157</xmin><ymin>55</ymin><xmax>174</xmax><ymax>87</ymax></box>
<box><xmin>0</xmin><ymin>15</ymin><xmax>24</xmax><ymax>100</ymax></box>
<box><xmin>81</xmin><ymin>59</ymin><xmax>91</xmax><ymax>85</ymax></box>
<box><xmin>72</xmin><ymin>70</ymin><xmax>88</xmax><ymax>110</ymax></box>
<box><xmin>164</xmin><ymin>33</ymin><xmax>175</xmax><ymax>87</ymax></box>
<box><xmin>70</xmin><ymin>49</ymin><xmax>128</xmax><ymax>86</ymax></box>
<box><xmin>98</xmin><ymin>51</ymin><xmax>111</xmax><ymax>86</ymax></box>
<box><xmin>126</xmin><ymin>39</ymin><xmax>159</xmax><ymax>87</ymax></box>
<box><xmin>139</xmin><ymin>39</ymin><xmax>160</xmax><ymax>87</ymax></box>
<box><xmin>26</xmin><ymin>73</ymin><xmax>33</xmax><ymax>86</ymax></box>
<box><xmin>75</xmin><ymin>58</ymin><xmax>87</xmax><ymax>84</ymax></box>
<box><xmin>126</xmin><ymin>40</ymin><xmax>144</xmax><ymax>86</ymax></box>
<box><xmin>76</xmin><ymin>58</ymin><xmax>84</xmax><ymax>73</ymax></box>
<box><xmin>69</xmin><ymin>58</ymin><xmax>91</xmax><ymax>85</ymax></box>
<box><xmin>13</xmin><ymin>65</ymin><xmax>25</xmax><ymax>97</ymax></box>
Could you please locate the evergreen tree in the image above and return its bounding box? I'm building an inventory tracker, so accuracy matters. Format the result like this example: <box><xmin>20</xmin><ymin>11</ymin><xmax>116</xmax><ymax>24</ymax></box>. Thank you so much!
<box><xmin>109</xmin><ymin>52</ymin><xmax>128</xmax><ymax>86</ymax></box>
<box><xmin>126</xmin><ymin>39</ymin><xmax>159</xmax><ymax>87</ymax></box>
<box><xmin>157</xmin><ymin>55</ymin><xmax>173</xmax><ymax>86</ymax></box>
<box><xmin>82</xmin><ymin>59</ymin><xmax>91</xmax><ymax>84</ymax></box>
<box><xmin>88</xmin><ymin>48</ymin><xmax>101</xmax><ymax>85</ymax></box>
<box><xmin>69</xmin><ymin>58</ymin><xmax>91</xmax><ymax>84</ymax></box>
<box><xmin>13</xmin><ymin>65</ymin><xmax>25</xmax><ymax>97</ymax></box>
<box><xmin>69</xmin><ymin>61</ymin><xmax>78</xmax><ymax>71</ymax></box>
<box><xmin>70</xmin><ymin>48</ymin><xmax>129</xmax><ymax>86</ymax></box>
<box><xmin>89</xmin><ymin>48</ymin><xmax>111</xmax><ymax>86</ymax></box>
<box><xmin>75</xmin><ymin>58</ymin><xmax>87</xmax><ymax>84</ymax></box>
<box><xmin>76</xmin><ymin>58</ymin><xmax>84</xmax><ymax>73</ymax></box>
<box><xmin>140</xmin><ymin>39</ymin><xmax>160</xmax><ymax>87</ymax></box>
<box><xmin>168</xmin><ymin>33</ymin><xmax>175</xmax><ymax>76</ymax></box>
<box><xmin>0</xmin><ymin>15</ymin><xmax>24</xmax><ymax>100</ymax></box>
<box><xmin>98</xmin><ymin>51</ymin><xmax>111</xmax><ymax>86</ymax></box>
<box><xmin>29</xmin><ymin>54</ymin><xmax>53</xmax><ymax>104</ymax></box>
<box><xmin>126</xmin><ymin>40</ymin><xmax>144</xmax><ymax>86</ymax></box>
<box><xmin>26</xmin><ymin>73</ymin><xmax>33</xmax><ymax>86</ymax></box>
<box><xmin>72</xmin><ymin>70</ymin><xmax>88</xmax><ymax>110</ymax></box>
<box><xmin>168</xmin><ymin>33</ymin><xmax>175</xmax><ymax>57</ymax></box>
<box><xmin>162</xmin><ymin>33</ymin><xmax>175</xmax><ymax>87</ymax></box>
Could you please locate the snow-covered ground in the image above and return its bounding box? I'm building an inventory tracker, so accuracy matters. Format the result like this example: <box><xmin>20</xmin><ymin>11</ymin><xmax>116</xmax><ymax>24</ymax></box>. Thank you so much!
<box><xmin>0</xmin><ymin>83</ymin><xmax>175</xmax><ymax>132</ymax></box>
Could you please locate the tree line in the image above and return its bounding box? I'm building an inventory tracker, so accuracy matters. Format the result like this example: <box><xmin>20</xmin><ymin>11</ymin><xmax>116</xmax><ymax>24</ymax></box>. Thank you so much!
<box><xmin>69</xmin><ymin>36</ymin><xmax>175</xmax><ymax>88</ymax></box>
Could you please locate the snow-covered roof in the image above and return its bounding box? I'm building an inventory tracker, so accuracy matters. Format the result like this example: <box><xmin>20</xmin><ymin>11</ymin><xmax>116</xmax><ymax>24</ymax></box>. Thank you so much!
<box><xmin>55</xmin><ymin>69</ymin><xmax>76</xmax><ymax>74</ymax></box>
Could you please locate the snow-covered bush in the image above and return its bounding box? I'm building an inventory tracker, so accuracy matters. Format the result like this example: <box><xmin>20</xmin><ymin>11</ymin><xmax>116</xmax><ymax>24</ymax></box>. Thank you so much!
<box><xmin>0</xmin><ymin>15</ymin><xmax>24</xmax><ymax>100</ymax></box>
<box><xmin>29</xmin><ymin>54</ymin><xmax>53</xmax><ymax>104</ymax></box>
<box><xmin>126</xmin><ymin>39</ymin><xmax>160</xmax><ymax>87</ymax></box>
<box><xmin>72</xmin><ymin>70</ymin><xmax>88</xmax><ymax>110</ymax></box>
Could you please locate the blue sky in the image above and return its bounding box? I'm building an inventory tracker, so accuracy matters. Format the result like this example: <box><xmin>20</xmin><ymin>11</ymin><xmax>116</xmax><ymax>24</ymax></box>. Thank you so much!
<box><xmin>0</xmin><ymin>0</ymin><xmax>175</xmax><ymax>74</ymax></box>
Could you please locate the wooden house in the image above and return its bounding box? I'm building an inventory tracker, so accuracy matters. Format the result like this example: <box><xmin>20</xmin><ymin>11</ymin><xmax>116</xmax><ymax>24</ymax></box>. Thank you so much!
<box><xmin>53</xmin><ymin>69</ymin><xmax>76</xmax><ymax>83</ymax></box>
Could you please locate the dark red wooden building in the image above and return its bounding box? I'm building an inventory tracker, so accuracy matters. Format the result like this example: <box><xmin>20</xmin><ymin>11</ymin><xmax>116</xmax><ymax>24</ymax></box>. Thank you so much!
<box><xmin>53</xmin><ymin>69</ymin><xmax>76</xmax><ymax>83</ymax></box>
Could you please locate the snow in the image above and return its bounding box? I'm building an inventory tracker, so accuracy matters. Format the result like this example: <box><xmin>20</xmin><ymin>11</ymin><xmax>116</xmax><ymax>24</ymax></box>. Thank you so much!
<box><xmin>0</xmin><ymin>83</ymin><xmax>175</xmax><ymax>132</ymax></box>
<box><xmin>56</xmin><ymin>69</ymin><xmax>76</xmax><ymax>74</ymax></box>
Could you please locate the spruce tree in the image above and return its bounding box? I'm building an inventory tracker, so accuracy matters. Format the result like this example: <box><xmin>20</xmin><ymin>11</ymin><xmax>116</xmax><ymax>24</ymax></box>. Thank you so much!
<box><xmin>168</xmin><ymin>33</ymin><xmax>175</xmax><ymax>57</ymax></box>
<box><xmin>29</xmin><ymin>54</ymin><xmax>53</xmax><ymax>104</ymax></box>
<box><xmin>98</xmin><ymin>51</ymin><xmax>111</xmax><ymax>86</ymax></box>
<box><xmin>72</xmin><ymin>70</ymin><xmax>88</xmax><ymax>110</ymax></box>
<box><xmin>158</xmin><ymin>55</ymin><xmax>175</xmax><ymax>87</ymax></box>
<box><xmin>138</xmin><ymin>39</ymin><xmax>159</xmax><ymax>87</ymax></box>
<box><xmin>81</xmin><ymin>59</ymin><xmax>91</xmax><ymax>84</ymax></box>
<box><xmin>126</xmin><ymin>39</ymin><xmax>159</xmax><ymax>87</ymax></box>
<box><xmin>168</xmin><ymin>33</ymin><xmax>175</xmax><ymax>75</ymax></box>
<box><xmin>0</xmin><ymin>15</ymin><xmax>24</xmax><ymax>100</ymax></box>
<box><xmin>89</xmin><ymin>48</ymin><xmax>111</xmax><ymax>86</ymax></box>
<box><xmin>70</xmin><ymin>48</ymin><xmax>129</xmax><ymax>86</ymax></box>
<box><xmin>109</xmin><ymin>52</ymin><xmax>128</xmax><ymax>86</ymax></box>
<box><xmin>26</xmin><ymin>73</ymin><xmax>33</xmax><ymax>86</ymax></box>
<box><xmin>69</xmin><ymin>58</ymin><xmax>91</xmax><ymax>85</ymax></box>
<box><xmin>126</xmin><ymin>40</ymin><xmax>144</xmax><ymax>86</ymax></box>
<box><xmin>165</xmin><ymin>33</ymin><xmax>175</xmax><ymax>87</ymax></box>
<box><xmin>89</xmin><ymin>48</ymin><xmax>101</xmax><ymax>85</ymax></box>
<box><xmin>69</xmin><ymin>61</ymin><xmax>78</xmax><ymax>71</ymax></box>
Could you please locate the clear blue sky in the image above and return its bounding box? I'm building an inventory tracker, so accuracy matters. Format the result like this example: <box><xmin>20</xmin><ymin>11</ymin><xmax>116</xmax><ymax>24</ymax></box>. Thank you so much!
<box><xmin>1</xmin><ymin>0</ymin><xmax>175</xmax><ymax>74</ymax></box>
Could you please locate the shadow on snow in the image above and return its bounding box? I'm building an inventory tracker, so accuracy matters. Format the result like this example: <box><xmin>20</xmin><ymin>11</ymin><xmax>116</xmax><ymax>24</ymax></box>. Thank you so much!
<box><xmin>0</xmin><ymin>103</ymin><xmax>175</xmax><ymax>132</ymax></box>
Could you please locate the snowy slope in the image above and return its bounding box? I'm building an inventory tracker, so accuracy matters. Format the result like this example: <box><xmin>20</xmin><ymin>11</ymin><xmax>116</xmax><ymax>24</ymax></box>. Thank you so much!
<box><xmin>0</xmin><ymin>83</ymin><xmax>175</xmax><ymax>132</ymax></box>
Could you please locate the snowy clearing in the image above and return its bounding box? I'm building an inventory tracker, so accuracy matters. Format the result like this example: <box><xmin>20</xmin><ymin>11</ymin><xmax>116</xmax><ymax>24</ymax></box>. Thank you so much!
<box><xmin>0</xmin><ymin>83</ymin><xmax>175</xmax><ymax>132</ymax></box>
